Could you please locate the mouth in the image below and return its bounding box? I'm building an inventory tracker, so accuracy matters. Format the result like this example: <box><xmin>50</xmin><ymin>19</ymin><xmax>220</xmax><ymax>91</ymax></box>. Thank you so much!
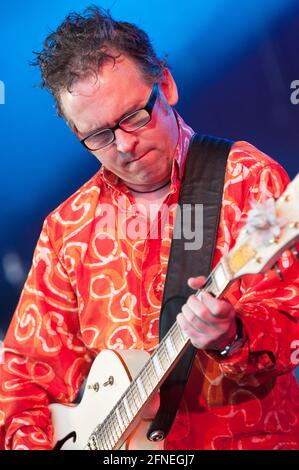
<box><xmin>125</xmin><ymin>150</ymin><xmax>151</xmax><ymax>165</ymax></box>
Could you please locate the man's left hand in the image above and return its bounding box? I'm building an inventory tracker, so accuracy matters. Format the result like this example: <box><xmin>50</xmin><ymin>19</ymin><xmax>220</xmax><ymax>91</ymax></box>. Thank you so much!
<box><xmin>177</xmin><ymin>276</ymin><xmax>237</xmax><ymax>351</ymax></box>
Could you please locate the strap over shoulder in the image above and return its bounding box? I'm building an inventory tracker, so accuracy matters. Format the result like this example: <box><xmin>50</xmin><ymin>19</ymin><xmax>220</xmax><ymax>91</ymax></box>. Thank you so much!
<box><xmin>147</xmin><ymin>133</ymin><xmax>233</xmax><ymax>442</ymax></box>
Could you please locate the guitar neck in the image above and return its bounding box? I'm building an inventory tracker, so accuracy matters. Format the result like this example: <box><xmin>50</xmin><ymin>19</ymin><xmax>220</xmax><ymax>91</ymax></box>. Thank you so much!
<box><xmin>87</xmin><ymin>257</ymin><xmax>233</xmax><ymax>450</ymax></box>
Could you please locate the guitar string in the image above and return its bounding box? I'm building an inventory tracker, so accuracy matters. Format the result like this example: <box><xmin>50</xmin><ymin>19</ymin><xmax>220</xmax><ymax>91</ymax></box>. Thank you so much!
<box><xmin>88</xmin><ymin>259</ymin><xmax>229</xmax><ymax>449</ymax></box>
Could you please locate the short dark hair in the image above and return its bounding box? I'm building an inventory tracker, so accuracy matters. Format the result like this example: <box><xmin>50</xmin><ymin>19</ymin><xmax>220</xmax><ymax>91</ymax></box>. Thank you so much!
<box><xmin>32</xmin><ymin>5</ymin><xmax>168</xmax><ymax>116</ymax></box>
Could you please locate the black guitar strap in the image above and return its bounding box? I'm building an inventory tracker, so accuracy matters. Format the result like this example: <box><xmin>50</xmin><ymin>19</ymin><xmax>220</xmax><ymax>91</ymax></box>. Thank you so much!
<box><xmin>147</xmin><ymin>133</ymin><xmax>233</xmax><ymax>442</ymax></box>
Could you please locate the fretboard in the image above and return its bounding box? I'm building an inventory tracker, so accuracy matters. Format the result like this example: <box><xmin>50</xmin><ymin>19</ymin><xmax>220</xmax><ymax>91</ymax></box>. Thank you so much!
<box><xmin>86</xmin><ymin>257</ymin><xmax>233</xmax><ymax>450</ymax></box>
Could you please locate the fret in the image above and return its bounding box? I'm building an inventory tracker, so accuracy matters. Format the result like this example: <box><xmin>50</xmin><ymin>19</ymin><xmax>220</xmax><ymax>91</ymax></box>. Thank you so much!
<box><xmin>94</xmin><ymin>428</ymin><xmax>107</xmax><ymax>450</ymax></box>
<box><xmin>164</xmin><ymin>339</ymin><xmax>171</xmax><ymax>362</ymax></box>
<box><xmin>165</xmin><ymin>334</ymin><xmax>176</xmax><ymax>359</ymax></box>
<box><xmin>97</xmin><ymin>432</ymin><xmax>107</xmax><ymax>450</ymax></box>
<box><xmin>106</xmin><ymin>417</ymin><xmax>118</xmax><ymax>449</ymax></box>
<box><xmin>97</xmin><ymin>420</ymin><xmax>107</xmax><ymax>450</ymax></box>
<box><xmin>174</xmin><ymin>322</ymin><xmax>187</xmax><ymax>344</ymax></box>
<box><xmin>162</xmin><ymin>342</ymin><xmax>169</xmax><ymax>375</ymax></box>
<box><xmin>152</xmin><ymin>352</ymin><xmax>163</xmax><ymax>377</ymax></box>
<box><xmin>170</xmin><ymin>328</ymin><xmax>180</xmax><ymax>350</ymax></box>
<box><xmin>101</xmin><ymin>440</ymin><xmax>109</xmax><ymax>451</ymax></box>
<box><xmin>147</xmin><ymin>355</ymin><xmax>159</xmax><ymax>384</ymax></box>
<box><xmin>95</xmin><ymin>430</ymin><xmax>102</xmax><ymax>450</ymax></box>
<box><xmin>156</xmin><ymin>345</ymin><xmax>167</xmax><ymax>371</ymax></box>
<box><xmin>107</xmin><ymin>413</ymin><xmax>121</xmax><ymax>446</ymax></box>
<box><xmin>201</xmin><ymin>258</ymin><xmax>232</xmax><ymax>298</ymax></box>
<box><xmin>136</xmin><ymin>376</ymin><xmax>147</xmax><ymax>401</ymax></box>
<box><xmin>139</xmin><ymin>370</ymin><xmax>151</xmax><ymax>395</ymax></box>
<box><xmin>141</xmin><ymin>365</ymin><xmax>155</xmax><ymax>395</ymax></box>
<box><xmin>114</xmin><ymin>409</ymin><xmax>124</xmax><ymax>436</ymax></box>
<box><xmin>98</xmin><ymin>383</ymin><xmax>146</xmax><ymax>450</ymax></box>
<box><xmin>131</xmin><ymin>382</ymin><xmax>143</xmax><ymax>408</ymax></box>
<box><xmin>98</xmin><ymin>406</ymin><xmax>124</xmax><ymax>450</ymax></box>
<box><xmin>101</xmin><ymin>415</ymin><xmax>111</xmax><ymax>450</ymax></box>
<box><xmin>169</xmin><ymin>325</ymin><xmax>182</xmax><ymax>352</ymax></box>
<box><xmin>95</xmin><ymin>433</ymin><xmax>101</xmax><ymax>450</ymax></box>
<box><xmin>123</xmin><ymin>396</ymin><xmax>134</xmax><ymax>421</ymax></box>
<box><xmin>127</xmin><ymin>387</ymin><xmax>139</xmax><ymax>415</ymax></box>
<box><xmin>104</xmin><ymin>423</ymin><xmax>115</xmax><ymax>449</ymax></box>
<box><xmin>118</xmin><ymin>400</ymin><xmax>130</xmax><ymax>428</ymax></box>
<box><xmin>115</xmin><ymin>405</ymin><xmax>126</xmax><ymax>433</ymax></box>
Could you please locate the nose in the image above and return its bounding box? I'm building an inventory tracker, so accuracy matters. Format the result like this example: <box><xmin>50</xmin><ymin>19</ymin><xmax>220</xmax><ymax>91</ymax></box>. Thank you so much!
<box><xmin>114</xmin><ymin>128</ymin><xmax>138</xmax><ymax>154</ymax></box>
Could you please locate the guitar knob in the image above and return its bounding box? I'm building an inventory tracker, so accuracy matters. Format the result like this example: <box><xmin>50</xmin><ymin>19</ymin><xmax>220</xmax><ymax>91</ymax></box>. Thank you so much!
<box><xmin>88</xmin><ymin>382</ymin><xmax>100</xmax><ymax>392</ymax></box>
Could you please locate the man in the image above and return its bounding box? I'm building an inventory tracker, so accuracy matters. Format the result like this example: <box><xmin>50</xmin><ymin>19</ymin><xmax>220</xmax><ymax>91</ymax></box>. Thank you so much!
<box><xmin>0</xmin><ymin>6</ymin><xmax>299</xmax><ymax>450</ymax></box>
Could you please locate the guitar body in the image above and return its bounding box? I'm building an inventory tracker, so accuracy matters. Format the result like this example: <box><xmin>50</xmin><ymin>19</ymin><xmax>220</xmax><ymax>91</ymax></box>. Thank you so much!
<box><xmin>50</xmin><ymin>349</ymin><xmax>162</xmax><ymax>450</ymax></box>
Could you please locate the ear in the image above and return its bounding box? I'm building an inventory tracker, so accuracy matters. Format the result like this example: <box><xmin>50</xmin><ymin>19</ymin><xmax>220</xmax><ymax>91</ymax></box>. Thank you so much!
<box><xmin>72</xmin><ymin>123</ymin><xmax>79</xmax><ymax>137</ymax></box>
<box><xmin>159</xmin><ymin>68</ymin><xmax>179</xmax><ymax>106</ymax></box>
<box><xmin>67</xmin><ymin>118</ymin><xmax>80</xmax><ymax>138</ymax></box>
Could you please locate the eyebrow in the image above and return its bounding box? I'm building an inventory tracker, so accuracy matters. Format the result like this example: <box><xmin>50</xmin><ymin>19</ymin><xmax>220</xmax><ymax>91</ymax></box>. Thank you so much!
<box><xmin>80</xmin><ymin>101</ymin><xmax>143</xmax><ymax>139</ymax></box>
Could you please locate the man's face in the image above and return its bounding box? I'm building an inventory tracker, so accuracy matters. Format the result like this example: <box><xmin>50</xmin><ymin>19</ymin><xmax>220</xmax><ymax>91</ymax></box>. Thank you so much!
<box><xmin>60</xmin><ymin>55</ymin><xmax>179</xmax><ymax>192</ymax></box>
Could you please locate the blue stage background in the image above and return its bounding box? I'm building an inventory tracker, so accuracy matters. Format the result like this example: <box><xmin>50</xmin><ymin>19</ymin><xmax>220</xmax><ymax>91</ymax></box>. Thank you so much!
<box><xmin>0</xmin><ymin>1</ymin><xmax>298</xmax><ymax>383</ymax></box>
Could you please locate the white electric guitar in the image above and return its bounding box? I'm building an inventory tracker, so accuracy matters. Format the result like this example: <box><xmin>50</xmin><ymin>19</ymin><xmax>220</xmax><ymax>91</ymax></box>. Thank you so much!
<box><xmin>50</xmin><ymin>174</ymin><xmax>299</xmax><ymax>450</ymax></box>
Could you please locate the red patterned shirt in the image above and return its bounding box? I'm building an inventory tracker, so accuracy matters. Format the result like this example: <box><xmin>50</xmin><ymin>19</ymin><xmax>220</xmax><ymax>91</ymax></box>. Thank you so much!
<box><xmin>1</xmin><ymin>114</ymin><xmax>299</xmax><ymax>450</ymax></box>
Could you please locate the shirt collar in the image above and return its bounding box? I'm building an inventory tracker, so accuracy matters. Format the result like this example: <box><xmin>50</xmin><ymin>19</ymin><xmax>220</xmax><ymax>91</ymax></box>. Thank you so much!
<box><xmin>171</xmin><ymin>110</ymin><xmax>195</xmax><ymax>182</ymax></box>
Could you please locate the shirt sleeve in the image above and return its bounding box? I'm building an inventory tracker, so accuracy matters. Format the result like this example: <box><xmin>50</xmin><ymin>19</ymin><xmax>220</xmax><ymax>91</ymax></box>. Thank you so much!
<box><xmin>0</xmin><ymin>219</ymin><xmax>93</xmax><ymax>450</ymax></box>
<box><xmin>209</xmin><ymin>142</ymin><xmax>299</xmax><ymax>383</ymax></box>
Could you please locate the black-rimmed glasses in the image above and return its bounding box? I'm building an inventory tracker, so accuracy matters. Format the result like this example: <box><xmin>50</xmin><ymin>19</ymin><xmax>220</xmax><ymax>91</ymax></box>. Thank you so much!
<box><xmin>80</xmin><ymin>83</ymin><xmax>159</xmax><ymax>151</ymax></box>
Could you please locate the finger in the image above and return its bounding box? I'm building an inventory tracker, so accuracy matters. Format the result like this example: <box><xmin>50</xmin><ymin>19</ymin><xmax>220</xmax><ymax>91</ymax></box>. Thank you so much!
<box><xmin>186</xmin><ymin>295</ymin><xmax>224</xmax><ymax>332</ymax></box>
<box><xmin>177</xmin><ymin>313</ymin><xmax>205</xmax><ymax>349</ymax></box>
<box><xmin>201</xmin><ymin>292</ymin><xmax>233</xmax><ymax>320</ymax></box>
<box><xmin>181</xmin><ymin>303</ymin><xmax>210</xmax><ymax>333</ymax></box>
<box><xmin>185</xmin><ymin>295</ymin><xmax>211</xmax><ymax>325</ymax></box>
<box><xmin>187</xmin><ymin>276</ymin><xmax>207</xmax><ymax>290</ymax></box>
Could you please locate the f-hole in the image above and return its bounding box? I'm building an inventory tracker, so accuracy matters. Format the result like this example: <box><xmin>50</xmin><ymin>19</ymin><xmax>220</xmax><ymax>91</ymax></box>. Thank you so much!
<box><xmin>54</xmin><ymin>431</ymin><xmax>77</xmax><ymax>450</ymax></box>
